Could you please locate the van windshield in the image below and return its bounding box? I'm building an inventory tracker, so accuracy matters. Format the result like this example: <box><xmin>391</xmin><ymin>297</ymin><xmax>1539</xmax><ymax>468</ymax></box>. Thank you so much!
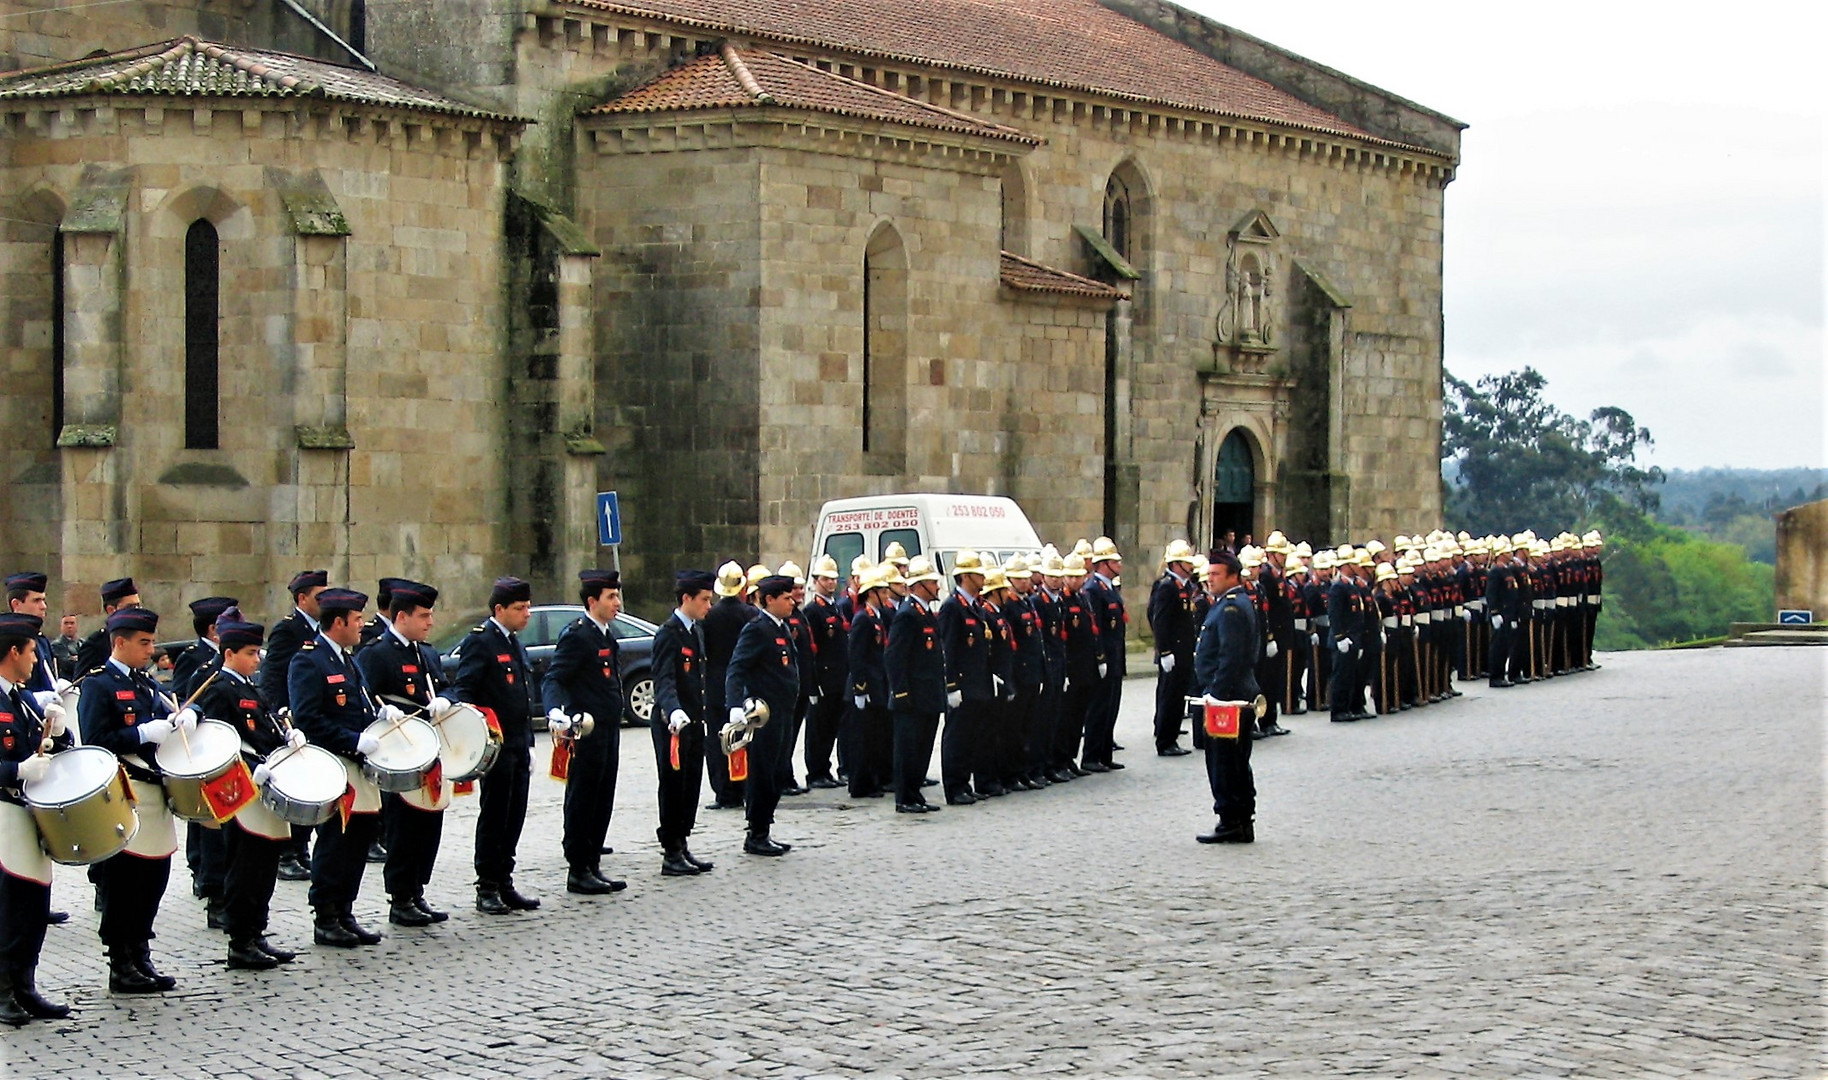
<box><xmin>880</xmin><ymin>528</ymin><xmax>921</xmax><ymax>561</ymax></box>
<box><xmin>823</xmin><ymin>532</ymin><xmax>864</xmax><ymax>571</ymax></box>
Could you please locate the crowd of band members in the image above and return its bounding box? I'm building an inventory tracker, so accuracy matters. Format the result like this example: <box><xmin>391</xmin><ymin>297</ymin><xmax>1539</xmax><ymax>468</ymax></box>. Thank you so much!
<box><xmin>0</xmin><ymin>523</ymin><xmax>1603</xmax><ymax>1021</ymax></box>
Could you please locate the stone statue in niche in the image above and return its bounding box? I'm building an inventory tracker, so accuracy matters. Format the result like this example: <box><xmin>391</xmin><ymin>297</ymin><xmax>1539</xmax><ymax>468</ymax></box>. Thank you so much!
<box><xmin>1213</xmin><ymin>210</ymin><xmax>1280</xmax><ymax>372</ymax></box>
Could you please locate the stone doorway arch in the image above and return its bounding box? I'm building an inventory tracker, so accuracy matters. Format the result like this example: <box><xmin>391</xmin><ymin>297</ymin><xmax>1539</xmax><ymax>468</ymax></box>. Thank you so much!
<box><xmin>1212</xmin><ymin>427</ymin><xmax>1256</xmax><ymax>548</ymax></box>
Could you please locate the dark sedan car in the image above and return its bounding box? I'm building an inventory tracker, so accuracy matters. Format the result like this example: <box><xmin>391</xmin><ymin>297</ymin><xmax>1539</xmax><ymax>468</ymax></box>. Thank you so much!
<box><xmin>433</xmin><ymin>605</ymin><xmax>659</xmax><ymax>726</ymax></box>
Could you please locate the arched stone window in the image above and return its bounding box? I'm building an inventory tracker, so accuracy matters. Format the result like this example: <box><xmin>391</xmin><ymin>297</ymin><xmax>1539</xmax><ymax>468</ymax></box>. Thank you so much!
<box><xmin>862</xmin><ymin>223</ymin><xmax>907</xmax><ymax>465</ymax></box>
<box><xmin>1213</xmin><ymin>428</ymin><xmax>1257</xmax><ymax>546</ymax></box>
<box><xmin>349</xmin><ymin>0</ymin><xmax>367</xmax><ymax>53</ymax></box>
<box><xmin>183</xmin><ymin>218</ymin><xmax>220</xmax><ymax>450</ymax></box>
<box><xmin>1103</xmin><ymin>173</ymin><xmax>1130</xmax><ymax>264</ymax></box>
<box><xmin>999</xmin><ymin>163</ymin><xmax>1029</xmax><ymax>256</ymax></box>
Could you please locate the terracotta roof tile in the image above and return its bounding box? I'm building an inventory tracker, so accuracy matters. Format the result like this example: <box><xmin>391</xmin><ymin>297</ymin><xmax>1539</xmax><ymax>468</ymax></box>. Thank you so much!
<box><xmin>567</xmin><ymin>0</ymin><xmax>1393</xmax><ymax>145</ymax></box>
<box><xmin>0</xmin><ymin>37</ymin><xmax>522</xmax><ymax>122</ymax></box>
<box><xmin>591</xmin><ymin>44</ymin><xmax>1038</xmax><ymax>144</ymax></box>
<box><xmin>1000</xmin><ymin>251</ymin><xmax>1127</xmax><ymax>300</ymax></box>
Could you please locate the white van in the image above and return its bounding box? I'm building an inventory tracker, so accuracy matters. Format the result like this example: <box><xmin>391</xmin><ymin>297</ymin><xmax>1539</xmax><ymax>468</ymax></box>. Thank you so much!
<box><xmin>809</xmin><ymin>494</ymin><xmax>1044</xmax><ymax>585</ymax></box>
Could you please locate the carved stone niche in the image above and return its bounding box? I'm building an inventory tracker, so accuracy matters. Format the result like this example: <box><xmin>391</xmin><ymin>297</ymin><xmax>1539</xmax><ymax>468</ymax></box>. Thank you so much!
<box><xmin>1211</xmin><ymin>209</ymin><xmax>1280</xmax><ymax>376</ymax></box>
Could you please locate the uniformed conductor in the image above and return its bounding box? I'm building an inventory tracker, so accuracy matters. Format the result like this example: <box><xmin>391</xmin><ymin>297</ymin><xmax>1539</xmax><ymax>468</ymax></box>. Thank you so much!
<box><xmin>1194</xmin><ymin>551</ymin><xmax>1260</xmax><ymax>845</ymax></box>
<box><xmin>724</xmin><ymin>575</ymin><xmax>801</xmax><ymax>856</ymax></box>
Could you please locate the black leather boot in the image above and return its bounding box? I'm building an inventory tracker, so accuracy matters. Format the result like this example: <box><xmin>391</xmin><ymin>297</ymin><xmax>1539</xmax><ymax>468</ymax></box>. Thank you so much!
<box><xmin>107</xmin><ymin>951</ymin><xmax>160</xmax><ymax>994</ymax></box>
<box><xmin>497</xmin><ymin>878</ymin><xmax>540</xmax><ymax>910</ymax></box>
<box><xmin>255</xmin><ymin>936</ymin><xmax>297</xmax><ymax>964</ymax></box>
<box><xmin>660</xmin><ymin>847</ymin><xmax>700</xmax><ymax>877</ymax></box>
<box><xmin>313</xmin><ymin>907</ymin><xmax>360</xmax><ymax>947</ymax></box>
<box><xmin>680</xmin><ymin>846</ymin><xmax>714</xmax><ymax>872</ymax></box>
<box><xmin>0</xmin><ymin>971</ymin><xmax>30</xmax><ymax>1025</ymax></box>
<box><xmin>412</xmin><ymin>895</ymin><xmax>449</xmax><ymax>923</ymax></box>
<box><xmin>475</xmin><ymin>882</ymin><xmax>513</xmax><ymax>915</ymax></box>
<box><xmin>339</xmin><ymin>909</ymin><xmax>382</xmax><ymax>945</ymax></box>
<box><xmin>11</xmin><ymin>965</ymin><xmax>69</xmax><ymax>1019</ymax></box>
<box><xmin>227</xmin><ymin>938</ymin><xmax>281</xmax><ymax>971</ymax></box>
<box><xmin>389</xmin><ymin>896</ymin><xmax>433</xmax><ymax>926</ymax></box>
<box><xmin>135</xmin><ymin>947</ymin><xmax>176</xmax><ymax>991</ymax></box>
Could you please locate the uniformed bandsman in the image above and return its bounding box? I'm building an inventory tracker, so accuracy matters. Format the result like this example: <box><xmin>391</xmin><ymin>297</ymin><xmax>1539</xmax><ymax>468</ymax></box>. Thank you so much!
<box><xmin>725</xmin><ymin>574</ymin><xmax>802</xmax><ymax>854</ymax></box>
<box><xmin>1148</xmin><ymin>542</ymin><xmax>1201</xmax><ymax>757</ymax></box>
<box><xmin>540</xmin><ymin>570</ymin><xmax>627</xmax><ymax>895</ymax></box>
<box><xmin>355</xmin><ymin>579</ymin><xmax>457</xmax><ymax>925</ymax></box>
<box><xmin>0</xmin><ymin>611</ymin><xmax>75</xmax><ymax>1023</ymax></box>
<box><xmin>844</xmin><ymin>564</ymin><xmax>895</xmax><ymax>800</ymax></box>
<box><xmin>777</xmin><ymin>562</ymin><xmax>816</xmax><ymax>797</ymax></box>
<box><xmin>193</xmin><ymin>609</ymin><xmax>301</xmax><ymax>970</ymax></box>
<box><xmin>78</xmin><ymin>606</ymin><xmax>185</xmax><ymax>992</ymax></box>
<box><xmin>74</xmin><ymin>577</ymin><xmax>140</xmax><ymax>677</ymax></box>
<box><xmin>649</xmin><ymin>570</ymin><xmax>716</xmax><ymax>877</ymax></box>
<box><xmin>1080</xmin><ymin>537</ymin><xmax>1127</xmax><ymax>769</ymax></box>
<box><xmin>3</xmin><ymin>573</ymin><xmax>59</xmax><ymax>698</ymax></box>
<box><xmin>1194</xmin><ymin>551</ymin><xmax>1260</xmax><ymax>845</ymax></box>
<box><xmin>701</xmin><ymin>562</ymin><xmax>755</xmax><ymax>811</ymax></box>
<box><xmin>1327</xmin><ymin>548</ymin><xmax>1367</xmax><ymax>722</ymax></box>
<box><xmin>885</xmin><ymin>557</ymin><xmax>947</xmax><ymax>813</ymax></box>
<box><xmin>173</xmin><ymin>595</ymin><xmax>236</xmax><ymax>928</ymax></box>
<box><xmin>1000</xmin><ymin>556</ymin><xmax>1047</xmax><ymax>790</ymax></box>
<box><xmin>801</xmin><ymin>556</ymin><xmax>848</xmax><ymax>790</ymax></box>
<box><xmin>259</xmin><ymin>569</ymin><xmax>328</xmax><ymax>882</ymax></box>
<box><xmin>291</xmin><ymin>587</ymin><xmax>388</xmax><ymax>947</ymax></box>
<box><xmin>456</xmin><ymin>577</ymin><xmax>540</xmax><ymax>914</ymax></box>
<box><xmin>936</xmin><ymin>552</ymin><xmax>992</xmax><ymax>804</ymax></box>
<box><xmin>1054</xmin><ymin>553</ymin><xmax>1101</xmax><ymax>777</ymax></box>
<box><xmin>979</xmin><ymin>566</ymin><xmax>1018</xmax><ymax>796</ymax></box>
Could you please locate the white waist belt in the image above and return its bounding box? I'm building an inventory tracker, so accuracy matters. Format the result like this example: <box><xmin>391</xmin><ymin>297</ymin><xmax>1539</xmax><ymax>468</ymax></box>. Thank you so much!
<box><xmin>1381</xmin><ymin>616</ymin><xmax>1397</xmax><ymax>629</ymax></box>
<box><xmin>1416</xmin><ymin>611</ymin><xmax>1431</xmax><ymax>624</ymax></box>
<box><xmin>1294</xmin><ymin>618</ymin><xmax>1309</xmax><ymax>631</ymax></box>
<box><xmin>1402</xmin><ymin>615</ymin><xmax>1413</xmax><ymax>627</ymax></box>
<box><xmin>1454</xmin><ymin>605</ymin><xmax>1465</xmax><ymax>618</ymax></box>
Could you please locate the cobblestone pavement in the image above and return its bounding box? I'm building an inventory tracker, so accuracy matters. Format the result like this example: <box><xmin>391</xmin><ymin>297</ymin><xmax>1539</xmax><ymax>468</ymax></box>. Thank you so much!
<box><xmin>6</xmin><ymin>647</ymin><xmax>1823</xmax><ymax>1078</ymax></box>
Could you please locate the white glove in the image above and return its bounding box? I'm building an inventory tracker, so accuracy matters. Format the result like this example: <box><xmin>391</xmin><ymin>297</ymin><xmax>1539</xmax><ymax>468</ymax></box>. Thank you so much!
<box><xmin>852</xmin><ymin>695</ymin><xmax>867</xmax><ymax>711</ymax></box>
<box><xmin>287</xmin><ymin>728</ymin><xmax>307</xmax><ymax>750</ymax></box>
<box><xmin>138</xmin><ymin>716</ymin><xmax>174</xmax><ymax>745</ymax></box>
<box><xmin>667</xmin><ymin>709</ymin><xmax>689</xmax><ymax>734</ymax></box>
<box><xmin>1491</xmin><ymin>615</ymin><xmax>1504</xmax><ymax>630</ymax></box>
<box><xmin>1266</xmin><ymin>641</ymin><xmax>1280</xmax><ymax>658</ymax></box>
<box><xmin>946</xmin><ymin>690</ymin><xmax>963</xmax><ymax>709</ymax></box>
<box><xmin>377</xmin><ymin>704</ymin><xmax>405</xmax><ymax>726</ymax></box>
<box><xmin>32</xmin><ymin>690</ymin><xmax>57</xmax><ymax>712</ymax></box>
<box><xmin>991</xmin><ymin>676</ymin><xmax>1004</xmax><ymax>697</ymax></box>
<box><xmin>729</xmin><ymin>706</ymin><xmax>745</xmax><ymax>727</ymax></box>
<box><xmin>809</xmin><ymin>695</ymin><xmax>820</xmax><ymax>706</ymax></box>
<box><xmin>252</xmin><ymin>762</ymin><xmax>273</xmax><ymax>786</ymax></box>
<box><xmin>427</xmin><ymin>696</ymin><xmax>455</xmax><ymax>719</ymax></box>
<box><xmin>1097</xmin><ymin>662</ymin><xmax>1108</xmax><ymax>679</ymax></box>
<box><xmin>1310</xmin><ymin>633</ymin><xmax>1320</xmax><ymax>649</ymax></box>
<box><xmin>356</xmin><ymin>731</ymin><xmax>381</xmax><ymax>756</ymax></box>
<box><xmin>41</xmin><ymin>698</ymin><xmax>66</xmax><ymax>737</ymax></box>
<box><xmin>1378</xmin><ymin>630</ymin><xmax>1387</xmax><ymax>648</ymax></box>
<box><xmin>17</xmin><ymin>755</ymin><xmax>50</xmax><ymax>785</ymax></box>
<box><xmin>1336</xmin><ymin>638</ymin><xmax>1352</xmax><ymax>654</ymax></box>
<box><xmin>53</xmin><ymin>677</ymin><xmax>71</xmax><ymax>693</ymax></box>
<box><xmin>1158</xmin><ymin>654</ymin><xmax>1175</xmax><ymax>673</ymax></box>
<box><xmin>547</xmin><ymin>712</ymin><xmax>572</xmax><ymax>738</ymax></box>
<box><xmin>174</xmin><ymin>706</ymin><xmax>200</xmax><ymax>733</ymax></box>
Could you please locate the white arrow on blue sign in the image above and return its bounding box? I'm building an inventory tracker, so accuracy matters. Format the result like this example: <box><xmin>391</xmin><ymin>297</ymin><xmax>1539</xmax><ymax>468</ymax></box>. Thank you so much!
<box><xmin>1778</xmin><ymin>610</ymin><xmax>1812</xmax><ymax>625</ymax></box>
<box><xmin>597</xmin><ymin>491</ymin><xmax>622</xmax><ymax>546</ymax></box>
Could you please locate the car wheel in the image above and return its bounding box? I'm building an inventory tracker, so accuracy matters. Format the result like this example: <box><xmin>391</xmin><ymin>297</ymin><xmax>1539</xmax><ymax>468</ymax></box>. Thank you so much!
<box><xmin>626</xmin><ymin>676</ymin><xmax>654</xmax><ymax>726</ymax></box>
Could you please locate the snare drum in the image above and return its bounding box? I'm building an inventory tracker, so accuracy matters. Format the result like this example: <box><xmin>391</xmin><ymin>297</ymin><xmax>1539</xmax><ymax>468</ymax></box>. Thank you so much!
<box><xmin>155</xmin><ymin>719</ymin><xmax>242</xmax><ymax>823</ymax></box>
<box><xmin>257</xmin><ymin>743</ymin><xmax>347</xmax><ymax>827</ymax></box>
<box><xmin>23</xmin><ymin>745</ymin><xmax>138</xmax><ymax>865</ymax></box>
<box><xmin>360</xmin><ymin>717</ymin><xmax>439</xmax><ymax>793</ymax></box>
<box><xmin>431</xmin><ymin>702</ymin><xmax>501</xmax><ymax>782</ymax></box>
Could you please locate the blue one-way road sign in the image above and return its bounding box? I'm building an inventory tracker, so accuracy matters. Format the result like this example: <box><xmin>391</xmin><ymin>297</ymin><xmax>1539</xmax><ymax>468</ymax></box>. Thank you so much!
<box><xmin>597</xmin><ymin>491</ymin><xmax>622</xmax><ymax>546</ymax></box>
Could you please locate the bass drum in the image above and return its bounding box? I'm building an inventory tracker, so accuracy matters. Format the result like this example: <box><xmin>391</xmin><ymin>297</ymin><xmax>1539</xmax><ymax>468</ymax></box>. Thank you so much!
<box><xmin>432</xmin><ymin>703</ymin><xmax>500</xmax><ymax>782</ymax></box>
<box><xmin>22</xmin><ymin>745</ymin><xmax>138</xmax><ymax>866</ymax></box>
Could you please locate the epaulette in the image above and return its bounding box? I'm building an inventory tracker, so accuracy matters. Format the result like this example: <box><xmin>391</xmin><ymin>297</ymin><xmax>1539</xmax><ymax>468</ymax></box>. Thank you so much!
<box><xmin>85</xmin><ymin>666</ymin><xmax>106</xmax><ymax>677</ymax></box>
<box><xmin>471</xmin><ymin>624</ymin><xmax>487</xmax><ymax>633</ymax></box>
<box><xmin>300</xmin><ymin>640</ymin><xmax>316</xmax><ymax>651</ymax></box>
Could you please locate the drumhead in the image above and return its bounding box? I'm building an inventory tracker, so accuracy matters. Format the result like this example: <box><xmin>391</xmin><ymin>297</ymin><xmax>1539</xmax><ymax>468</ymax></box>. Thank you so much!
<box><xmin>154</xmin><ymin>719</ymin><xmax>241</xmax><ymax>778</ymax></box>
<box><xmin>267</xmin><ymin>744</ymin><xmax>348</xmax><ymax>803</ymax></box>
<box><xmin>366</xmin><ymin>718</ymin><xmax>439</xmax><ymax>771</ymax></box>
<box><xmin>437</xmin><ymin>703</ymin><xmax>490</xmax><ymax>774</ymax></box>
<box><xmin>23</xmin><ymin>745</ymin><xmax>117</xmax><ymax>806</ymax></box>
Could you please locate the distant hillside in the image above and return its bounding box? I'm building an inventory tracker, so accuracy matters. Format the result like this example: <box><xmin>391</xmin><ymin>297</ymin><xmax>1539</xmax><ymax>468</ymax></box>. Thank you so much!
<box><xmin>1654</xmin><ymin>467</ymin><xmax>1825</xmax><ymax>566</ymax></box>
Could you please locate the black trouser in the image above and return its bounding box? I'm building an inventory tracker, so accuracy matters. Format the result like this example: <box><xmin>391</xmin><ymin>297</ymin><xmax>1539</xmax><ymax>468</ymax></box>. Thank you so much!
<box><xmin>0</xmin><ymin>869</ymin><xmax>50</xmax><ymax>972</ymax></box>
<box><xmin>222</xmin><ymin>819</ymin><xmax>283</xmax><ymax>941</ymax></box>
<box><xmin>1359</xmin><ymin>638</ymin><xmax>1381</xmax><ymax>713</ymax></box>
<box><xmin>1489</xmin><ymin>621</ymin><xmax>1513</xmax><ymax>684</ymax></box>
<box><xmin>1082</xmin><ymin>671</ymin><xmax>1123</xmax><ymax>764</ymax></box>
<box><xmin>381</xmin><ymin>795</ymin><xmax>443</xmax><ymax>899</ymax></box>
<box><xmin>892</xmin><ymin>709</ymin><xmax>937</xmax><ymax>805</ymax></box>
<box><xmin>1053</xmin><ymin>678</ymin><xmax>1095</xmax><ymax>767</ymax></box>
<box><xmin>1000</xmin><ymin>686</ymin><xmax>1036</xmax><ymax>784</ymax></box>
<box><xmin>1507</xmin><ymin>616</ymin><xmax>1530</xmax><ymax>682</ymax></box>
<box><xmin>1153</xmin><ymin>660</ymin><xmax>1192</xmax><ymax>750</ymax></box>
<box><xmin>562</xmin><ymin>725</ymin><xmax>618</xmax><ymax>871</ymax></box>
<box><xmin>1310</xmin><ymin>626</ymin><xmax>1331</xmax><ymax>708</ymax></box>
<box><xmin>743</xmin><ymin>708</ymin><xmax>792</xmax><ymax>832</ymax></box>
<box><xmin>475</xmin><ymin>743</ymin><xmax>531</xmax><ymax>883</ymax></box>
<box><xmin>289</xmin><ymin>824</ymin><xmax>313</xmax><ymax>863</ymax></box>
<box><xmin>1286</xmin><ymin>638</ymin><xmax>1310</xmax><ymax>709</ymax></box>
<box><xmin>1203</xmin><ymin>728</ymin><xmax>1255</xmax><ymax>826</ymax></box>
<box><xmin>309</xmin><ymin>809</ymin><xmax>378</xmax><ymax>912</ymax></box>
<box><xmin>803</xmin><ymin>692</ymin><xmax>845</xmax><ymax>782</ymax></box>
<box><xmin>941</xmin><ymin>698</ymin><xmax>982</xmax><ymax>800</ymax></box>
<box><xmin>651</xmin><ymin>720</ymin><xmax>704</xmax><ymax>850</ymax></box>
<box><xmin>846</xmin><ymin>703</ymin><xmax>891</xmax><ymax>798</ymax></box>
<box><xmin>97</xmin><ymin>853</ymin><xmax>170</xmax><ymax>951</ymax></box>
<box><xmin>703</xmin><ymin>692</ymin><xmax>744</xmax><ymax>807</ymax></box>
<box><xmin>187</xmin><ymin>821</ymin><xmax>228</xmax><ymax>898</ymax></box>
<box><xmin>774</xmin><ymin>695</ymin><xmax>807</xmax><ymax>789</ymax></box>
<box><xmin>1254</xmin><ymin>655</ymin><xmax>1281</xmax><ymax>730</ymax></box>
<box><xmin>1025</xmin><ymin>677</ymin><xmax>1059</xmax><ymax>777</ymax></box>
<box><xmin>1329</xmin><ymin>642</ymin><xmax>1358</xmax><ymax>718</ymax></box>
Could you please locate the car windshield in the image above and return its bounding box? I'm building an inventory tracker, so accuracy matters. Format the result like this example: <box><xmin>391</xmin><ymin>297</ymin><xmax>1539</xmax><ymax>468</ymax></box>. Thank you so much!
<box><xmin>433</xmin><ymin>608</ymin><xmax>659</xmax><ymax>654</ymax></box>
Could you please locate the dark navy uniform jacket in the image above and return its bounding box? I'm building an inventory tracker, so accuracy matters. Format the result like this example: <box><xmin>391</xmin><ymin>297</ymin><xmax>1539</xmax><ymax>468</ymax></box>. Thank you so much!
<box><xmin>24</xmin><ymin>636</ymin><xmax>57</xmax><ymax>695</ymax></box>
<box><xmin>540</xmin><ymin>616</ymin><xmax>622</xmax><ymax>727</ymax></box>
<box><xmin>725</xmin><ymin>612</ymin><xmax>800</xmax><ymax>725</ymax></box>
<box><xmin>785</xmin><ymin>609</ymin><xmax>818</xmax><ymax>700</ymax></box>
<box><xmin>289</xmin><ymin>636</ymin><xmax>379</xmax><ymax>759</ymax></box>
<box><xmin>937</xmin><ymin>591</ymin><xmax>994</xmax><ymax>702</ymax></box>
<box><xmin>1195</xmin><ymin>586</ymin><xmax>1261</xmax><ymax>702</ymax></box>
<box><xmin>804</xmin><ymin>593</ymin><xmax>849</xmax><ymax>699</ymax></box>
<box><xmin>1006</xmin><ymin>594</ymin><xmax>1045</xmax><ymax>692</ymax></box>
<box><xmin>194</xmin><ymin>667</ymin><xmax>286</xmax><ymax>762</ymax></box>
<box><xmin>1083</xmin><ymin>575</ymin><xmax>1127</xmax><ymax>675</ymax></box>
<box><xmin>78</xmin><ymin>659</ymin><xmax>169</xmax><ymax>782</ymax></box>
<box><xmin>885</xmin><ymin>596</ymin><xmax>948</xmax><ymax>715</ymax></box>
<box><xmin>74</xmin><ymin>628</ymin><xmax>110</xmax><ymax>681</ymax></box>
<box><xmin>454</xmin><ymin>621</ymin><xmax>535</xmax><ymax>748</ymax></box>
<box><xmin>357</xmin><ymin>629</ymin><xmax>452</xmax><ymax>716</ymax></box>
<box><xmin>651</xmin><ymin>613</ymin><xmax>707</xmax><ymax>725</ymax></box>
<box><xmin>170</xmin><ymin>638</ymin><xmax>221</xmax><ymax>701</ymax></box>
<box><xmin>1148</xmin><ymin>570</ymin><xmax>1199</xmax><ymax>663</ymax></box>
<box><xmin>258</xmin><ymin>610</ymin><xmax>316</xmax><ymax>709</ymax></box>
<box><xmin>1059</xmin><ymin>588</ymin><xmax>1102</xmax><ymax>686</ymax></box>
<box><xmin>1327</xmin><ymin>577</ymin><xmax>1363</xmax><ymax>649</ymax></box>
<box><xmin>1033</xmin><ymin>589</ymin><xmax>1067</xmax><ymax>687</ymax></box>
<box><xmin>847</xmin><ymin>603</ymin><xmax>889</xmax><ymax>706</ymax></box>
<box><xmin>703</xmin><ymin>597</ymin><xmax>757</xmax><ymax>718</ymax></box>
<box><xmin>985</xmin><ymin>602</ymin><xmax>1015</xmax><ymax>697</ymax></box>
<box><xmin>1</xmin><ymin>683</ymin><xmax>74</xmax><ymax>803</ymax></box>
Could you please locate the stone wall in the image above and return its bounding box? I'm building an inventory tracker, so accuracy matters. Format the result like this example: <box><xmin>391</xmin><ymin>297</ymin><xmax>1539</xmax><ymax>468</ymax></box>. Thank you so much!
<box><xmin>0</xmin><ymin>102</ymin><xmax>515</xmax><ymax>622</ymax></box>
<box><xmin>0</xmin><ymin>0</ymin><xmax>351</xmax><ymax>71</ymax></box>
<box><xmin>1775</xmin><ymin>499</ymin><xmax>1828</xmax><ymax>619</ymax></box>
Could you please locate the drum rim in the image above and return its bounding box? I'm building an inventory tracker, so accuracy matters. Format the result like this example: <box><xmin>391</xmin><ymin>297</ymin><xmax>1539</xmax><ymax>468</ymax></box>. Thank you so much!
<box><xmin>22</xmin><ymin>746</ymin><xmax>120</xmax><ymax>808</ymax></box>
<box><xmin>153</xmin><ymin>718</ymin><xmax>243</xmax><ymax>779</ymax></box>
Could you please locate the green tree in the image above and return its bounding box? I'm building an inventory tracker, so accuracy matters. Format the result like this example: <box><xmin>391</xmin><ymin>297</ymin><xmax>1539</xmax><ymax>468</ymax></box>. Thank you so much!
<box><xmin>1442</xmin><ymin>367</ymin><xmax>1663</xmax><ymax>536</ymax></box>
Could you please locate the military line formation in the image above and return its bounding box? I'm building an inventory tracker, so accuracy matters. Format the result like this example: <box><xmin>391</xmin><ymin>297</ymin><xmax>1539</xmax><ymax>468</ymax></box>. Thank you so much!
<box><xmin>0</xmin><ymin>525</ymin><xmax>1602</xmax><ymax>1023</ymax></box>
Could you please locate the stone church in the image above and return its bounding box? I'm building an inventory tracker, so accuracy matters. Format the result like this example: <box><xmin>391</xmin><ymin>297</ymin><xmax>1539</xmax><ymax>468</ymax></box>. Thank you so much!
<box><xmin>0</xmin><ymin>0</ymin><xmax>1460</xmax><ymax>616</ymax></box>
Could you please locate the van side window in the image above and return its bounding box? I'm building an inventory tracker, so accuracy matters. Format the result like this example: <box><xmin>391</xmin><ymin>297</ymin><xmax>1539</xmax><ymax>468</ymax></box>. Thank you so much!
<box><xmin>824</xmin><ymin>532</ymin><xmax>864</xmax><ymax>571</ymax></box>
<box><xmin>880</xmin><ymin>528</ymin><xmax>921</xmax><ymax>559</ymax></box>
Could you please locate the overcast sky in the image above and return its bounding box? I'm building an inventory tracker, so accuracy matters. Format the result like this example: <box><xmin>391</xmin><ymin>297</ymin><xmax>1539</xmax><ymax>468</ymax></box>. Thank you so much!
<box><xmin>1180</xmin><ymin>0</ymin><xmax>1826</xmax><ymax>470</ymax></box>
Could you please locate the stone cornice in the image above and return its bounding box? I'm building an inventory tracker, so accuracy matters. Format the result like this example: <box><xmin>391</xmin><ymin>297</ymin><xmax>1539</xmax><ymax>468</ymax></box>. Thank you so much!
<box><xmin>532</xmin><ymin>2</ymin><xmax>1454</xmax><ymax>187</ymax></box>
<box><xmin>0</xmin><ymin>97</ymin><xmax>522</xmax><ymax>160</ymax></box>
<box><xmin>579</xmin><ymin>108</ymin><xmax>1030</xmax><ymax>173</ymax></box>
